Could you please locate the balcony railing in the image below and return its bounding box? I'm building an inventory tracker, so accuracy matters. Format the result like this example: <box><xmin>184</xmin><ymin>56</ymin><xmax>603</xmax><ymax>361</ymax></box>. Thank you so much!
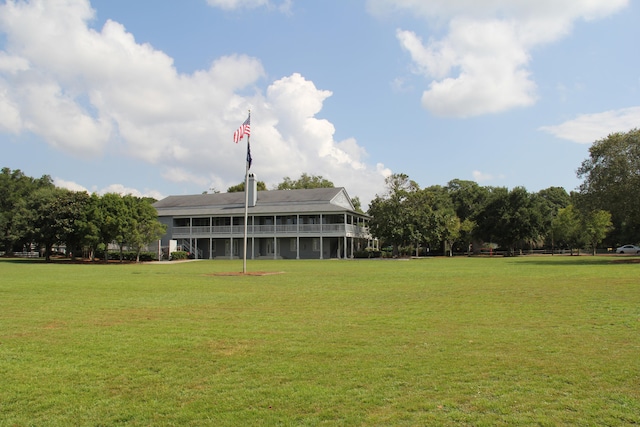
<box><xmin>172</xmin><ymin>223</ymin><xmax>369</xmax><ymax>238</ymax></box>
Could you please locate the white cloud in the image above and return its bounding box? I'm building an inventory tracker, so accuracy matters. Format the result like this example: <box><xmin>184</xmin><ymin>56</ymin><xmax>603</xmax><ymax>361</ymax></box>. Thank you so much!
<box><xmin>162</xmin><ymin>167</ymin><xmax>210</xmax><ymax>187</ymax></box>
<box><xmin>540</xmin><ymin>107</ymin><xmax>640</xmax><ymax>144</ymax></box>
<box><xmin>206</xmin><ymin>0</ymin><xmax>267</xmax><ymax>9</ymax></box>
<box><xmin>374</xmin><ymin>0</ymin><xmax>629</xmax><ymax>117</ymax></box>
<box><xmin>0</xmin><ymin>0</ymin><xmax>387</xmax><ymax>208</ymax></box>
<box><xmin>472</xmin><ymin>170</ymin><xmax>505</xmax><ymax>184</ymax></box>
<box><xmin>54</xmin><ymin>178</ymin><xmax>165</xmax><ymax>200</ymax></box>
<box><xmin>261</xmin><ymin>73</ymin><xmax>386</xmax><ymax>205</ymax></box>
<box><xmin>54</xmin><ymin>178</ymin><xmax>89</xmax><ymax>193</ymax></box>
<box><xmin>206</xmin><ymin>0</ymin><xmax>291</xmax><ymax>13</ymax></box>
<box><xmin>0</xmin><ymin>81</ymin><xmax>22</xmax><ymax>133</ymax></box>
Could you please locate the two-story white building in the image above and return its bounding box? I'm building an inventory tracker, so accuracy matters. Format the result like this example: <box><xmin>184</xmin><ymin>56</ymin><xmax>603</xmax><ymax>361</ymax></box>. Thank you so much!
<box><xmin>152</xmin><ymin>175</ymin><xmax>372</xmax><ymax>260</ymax></box>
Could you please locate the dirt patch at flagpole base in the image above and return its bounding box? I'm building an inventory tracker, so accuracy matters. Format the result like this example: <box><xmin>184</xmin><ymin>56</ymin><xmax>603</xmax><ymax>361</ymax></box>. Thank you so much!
<box><xmin>208</xmin><ymin>271</ymin><xmax>285</xmax><ymax>276</ymax></box>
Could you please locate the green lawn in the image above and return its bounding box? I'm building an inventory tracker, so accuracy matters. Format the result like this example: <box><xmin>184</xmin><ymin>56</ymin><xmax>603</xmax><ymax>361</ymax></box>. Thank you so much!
<box><xmin>1</xmin><ymin>256</ymin><xmax>639</xmax><ymax>426</ymax></box>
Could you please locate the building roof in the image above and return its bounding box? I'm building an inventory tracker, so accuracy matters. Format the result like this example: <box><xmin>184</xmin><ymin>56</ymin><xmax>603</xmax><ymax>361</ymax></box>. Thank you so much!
<box><xmin>153</xmin><ymin>187</ymin><xmax>368</xmax><ymax>217</ymax></box>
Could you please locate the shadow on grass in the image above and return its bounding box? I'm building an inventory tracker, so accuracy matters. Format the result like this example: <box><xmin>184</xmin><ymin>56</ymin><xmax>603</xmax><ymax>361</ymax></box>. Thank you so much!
<box><xmin>0</xmin><ymin>257</ymin><xmax>136</xmax><ymax>265</ymax></box>
<box><xmin>0</xmin><ymin>257</ymin><xmax>50</xmax><ymax>264</ymax></box>
<box><xmin>507</xmin><ymin>255</ymin><xmax>640</xmax><ymax>266</ymax></box>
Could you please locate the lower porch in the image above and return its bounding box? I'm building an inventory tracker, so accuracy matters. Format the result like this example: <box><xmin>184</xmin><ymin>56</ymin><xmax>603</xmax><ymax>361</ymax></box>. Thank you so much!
<box><xmin>176</xmin><ymin>236</ymin><xmax>370</xmax><ymax>260</ymax></box>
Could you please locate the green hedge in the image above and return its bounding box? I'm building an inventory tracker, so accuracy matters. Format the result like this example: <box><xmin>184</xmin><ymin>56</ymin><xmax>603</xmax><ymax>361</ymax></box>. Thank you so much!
<box><xmin>354</xmin><ymin>250</ymin><xmax>382</xmax><ymax>259</ymax></box>
<box><xmin>95</xmin><ymin>250</ymin><xmax>157</xmax><ymax>262</ymax></box>
<box><xmin>170</xmin><ymin>251</ymin><xmax>189</xmax><ymax>260</ymax></box>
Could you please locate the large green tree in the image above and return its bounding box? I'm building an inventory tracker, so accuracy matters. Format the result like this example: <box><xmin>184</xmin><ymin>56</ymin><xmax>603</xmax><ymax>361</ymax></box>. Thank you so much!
<box><xmin>475</xmin><ymin>187</ymin><xmax>545</xmax><ymax>254</ymax></box>
<box><xmin>277</xmin><ymin>173</ymin><xmax>334</xmax><ymax>190</ymax></box>
<box><xmin>0</xmin><ymin>168</ymin><xmax>54</xmax><ymax>254</ymax></box>
<box><xmin>582</xmin><ymin>209</ymin><xmax>613</xmax><ymax>255</ymax></box>
<box><xmin>367</xmin><ymin>173</ymin><xmax>418</xmax><ymax>256</ymax></box>
<box><xmin>537</xmin><ymin>186</ymin><xmax>571</xmax><ymax>249</ymax></box>
<box><xmin>445</xmin><ymin>179</ymin><xmax>489</xmax><ymax>223</ymax></box>
<box><xmin>551</xmin><ymin>205</ymin><xmax>583</xmax><ymax>255</ymax></box>
<box><xmin>28</xmin><ymin>187</ymin><xmax>76</xmax><ymax>261</ymax></box>
<box><xmin>97</xmin><ymin>193</ymin><xmax>128</xmax><ymax>262</ymax></box>
<box><xmin>56</xmin><ymin>190</ymin><xmax>92</xmax><ymax>260</ymax></box>
<box><xmin>551</xmin><ymin>205</ymin><xmax>612</xmax><ymax>255</ymax></box>
<box><xmin>577</xmin><ymin>128</ymin><xmax>640</xmax><ymax>244</ymax></box>
<box><xmin>124</xmin><ymin>195</ymin><xmax>166</xmax><ymax>262</ymax></box>
<box><xmin>422</xmin><ymin>185</ymin><xmax>459</xmax><ymax>254</ymax></box>
<box><xmin>227</xmin><ymin>180</ymin><xmax>267</xmax><ymax>192</ymax></box>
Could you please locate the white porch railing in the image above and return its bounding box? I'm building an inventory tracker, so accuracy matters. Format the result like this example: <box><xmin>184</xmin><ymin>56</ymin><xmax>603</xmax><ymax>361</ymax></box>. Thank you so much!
<box><xmin>172</xmin><ymin>223</ymin><xmax>369</xmax><ymax>238</ymax></box>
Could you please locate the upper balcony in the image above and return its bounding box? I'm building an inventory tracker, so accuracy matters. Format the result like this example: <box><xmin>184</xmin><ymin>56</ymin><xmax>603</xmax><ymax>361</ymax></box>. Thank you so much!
<box><xmin>171</xmin><ymin>223</ymin><xmax>370</xmax><ymax>239</ymax></box>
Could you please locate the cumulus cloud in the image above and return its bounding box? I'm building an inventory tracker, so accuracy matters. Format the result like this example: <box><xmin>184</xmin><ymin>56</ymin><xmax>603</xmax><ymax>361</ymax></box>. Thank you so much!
<box><xmin>54</xmin><ymin>178</ymin><xmax>165</xmax><ymax>199</ymax></box>
<box><xmin>540</xmin><ymin>107</ymin><xmax>640</xmax><ymax>144</ymax></box>
<box><xmin>0</xmin><ymin>0</ymin><xmax>387</xmax><ymax>207</ymax></box>
<box><xmin>371</xmin><ymin>0</ymin><xmax>628</xmax><ymax>117</ymax></box>
<box><xmin>206</xmin><ymin>0</ymin><xmax>292</xmax><ymax>13</ymax></box>
<box><xmin>54</xmin><ymin>178</ymin><xmax>89</xmax><ymax>193</ymax></box>
<box><xmin>472</xmin><ymin>170</ymin><xmax>505</xmax><ymax>184</ymax></box>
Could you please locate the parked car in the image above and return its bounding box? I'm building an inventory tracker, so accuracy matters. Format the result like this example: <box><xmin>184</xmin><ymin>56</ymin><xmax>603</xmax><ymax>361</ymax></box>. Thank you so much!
<box><xmin>616</xmin><ymin>244</ymin><xmax>640</xmax><ymax>254</ymax></box>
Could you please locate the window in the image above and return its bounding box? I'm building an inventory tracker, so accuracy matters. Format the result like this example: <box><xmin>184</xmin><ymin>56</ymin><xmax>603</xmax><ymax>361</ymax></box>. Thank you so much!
<box><xmin>173</xmin><ymin>218</ymin><xmax>190</xmax><ymax>227</ymax></box>
<box><xmin>312</xmin><ymin>238</ymin><xmax>320</xmax><ymax>252</ymax></box>
<box><xmin>290</xmin><ymin>238</ymin><xmax>297</xmax><ymax>251</ymax></box>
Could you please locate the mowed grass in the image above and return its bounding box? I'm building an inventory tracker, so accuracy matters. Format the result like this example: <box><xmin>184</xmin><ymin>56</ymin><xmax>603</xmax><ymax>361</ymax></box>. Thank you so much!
<box><xmin>0</xmin><ymin>256</ymin><xmax>639</xmax><ymax>426</ymax></box>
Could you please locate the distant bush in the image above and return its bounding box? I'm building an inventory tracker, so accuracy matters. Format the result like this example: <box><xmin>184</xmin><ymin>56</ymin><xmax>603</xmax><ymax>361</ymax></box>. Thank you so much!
<box><xmin>171</xmin><ymin>251</ymin><xmax>189</xmax><ymax>260</ymax></box>
<box><xmin>354</xmin><ymin>250</ymin><xmax>382</xmax><ymax>259</ymax></box>
<box><xmin>94</xmin><ymin>250</ymin><xmax>157</xmax><ymax>262</ymax></box>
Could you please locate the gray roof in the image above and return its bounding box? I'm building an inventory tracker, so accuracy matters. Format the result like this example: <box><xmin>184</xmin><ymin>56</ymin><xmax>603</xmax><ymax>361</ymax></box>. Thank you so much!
<box><xmin>153</xmin><ymin>187</ymin><xmax>368</xmax><ymax>217</ymax></box>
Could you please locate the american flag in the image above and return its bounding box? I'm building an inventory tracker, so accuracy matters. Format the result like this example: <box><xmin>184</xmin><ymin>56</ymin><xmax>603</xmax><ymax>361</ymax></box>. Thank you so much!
<box><xmin>233</xmin><ymin>116</ymin><xmax>250</xmax><ymax>143</ymax></box>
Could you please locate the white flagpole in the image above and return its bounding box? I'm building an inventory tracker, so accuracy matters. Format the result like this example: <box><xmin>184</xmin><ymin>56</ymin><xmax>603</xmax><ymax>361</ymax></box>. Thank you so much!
<box><xmin>242</xmin><ymin>110</ymin><xmax>251</xmax><ymax>274</ymax></box>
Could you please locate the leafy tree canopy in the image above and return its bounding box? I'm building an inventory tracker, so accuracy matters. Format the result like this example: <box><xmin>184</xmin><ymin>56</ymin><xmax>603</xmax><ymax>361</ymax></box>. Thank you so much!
<box><xmin>577</xmin><ymin>128</ymin><xmax>640</xmax><ymax>243</ymax></box>
<box><xmin>227</xmin><ymin>180</ymin><xmax>267</xmax><ymax>193</ymax></box>
<box><xmin>276</xmin><ymin>173</ymin><xmax>334</xmax><ymax>190</ymax></box>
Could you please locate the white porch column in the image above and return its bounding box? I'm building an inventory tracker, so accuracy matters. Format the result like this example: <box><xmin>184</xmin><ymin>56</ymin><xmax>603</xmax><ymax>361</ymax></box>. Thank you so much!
<box><xmin>250</xmin><ymin>215</ymin><xmax>255</xmax><ymax>260</ymax></box>
<box><xmin>296</xmin><ymin>214</ymin><xmax>300</xmax><ymax>259</ymax></box>
<box><xmin>319</xmin><ymin>214</ymin><xmax>323</xmax><ymax>259</ymax></box>
<box><xmin>273</xmin><ymin>214</ymin><xmax>277</xmax><ymax>260</ymax></box>
<box><xmin>351</xmin><ymin>235</ymin><xmax>354</xmax><ymax>259</ymax></box>
<box><xmin>343</xmin><ymin>213</ymin><xmax>348</xmax><ymax>259</ymax></box>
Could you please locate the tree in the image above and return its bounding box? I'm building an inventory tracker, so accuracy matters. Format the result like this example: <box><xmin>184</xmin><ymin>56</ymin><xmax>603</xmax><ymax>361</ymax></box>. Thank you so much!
<box><xmin>351</xmin><ymin>196</ymin><xmax>363</xmax><ymax>213</ymax></box>
<box><xmin>551</xmin><ymin>205</ymin><xmax>583</xmax><ymax>255</ymax></box>
<box><xmin>124</xmin><ymin>196</ymin><xmax>166</xmax><ymax>262</ymax></box>
<box><xmin>56</xmin><ymin>190</ymin><xmax>92</xmax><ymax>260</ymax></box>
<box><xmin>537</xmin><ymin>187</ymin><xmax>571</xmax><ymax>250</ymax></box>
<box><xmin>445</xmin><ymin>180</ymin><xmax>488</xmax><ymax>254</ymax></box>
<box><xmin>445</xmin><ymin>179</ymin><xmax>489</xmax><ymax>223</ymax></box>
<box><xmin>459</xmin><ymin>218</ymin><xmax>476</xmax><ymax>255</ymax></box>
<box><xmin>368</xmin><ymin>173</ymin><xmax>418</xmax><ymax>256</ymax></box>
<box><xmin>440</xmin><ymin>212</ymin><xmax>461</xmax><ymax>257</ymax></box>
<box><xmin>277</xmin><ymin>173</ymin><xmax>334</xmax><ymax>190</ymax></box>
<box><xmin>421</xmin><ymin>185</ymin><xmax>458</xmax><ymax>254</ymax></box>
<box><xmin>0</xmin><ymin>168</ymin><xmax>54</xmax><ymax>254</ymax></box>
<box><xmin>97</xmin><ymin>193</ymin><xmax>127</xmax><ymax>262</ymax></box>
<box><xmin>28</xmin><ymin>187</ymin><xmax>71</xmax><ymax>261</ymax></box>
<box><xmin>581</xmin><ymin>209</ymin><xmax>613</xmax><ymax>256</ymax></box>
<box><xmin>227</xmin><ymin>180</ymin><xmax>267</xmax><ymax>192</ymax></box>
<box><xmin>475</xmin><ymin>187</ymin><xmax>545</xmax><ymax>254</ymax></box>
<box><xmin>577</xmin><ymin>128</ymin><xmax>640</xmax><ymax>244</ymax></box>
<box><xmin>404</xmin><ymin>188</ymin><xmax>435</xmax><ymax>255</ymax></box>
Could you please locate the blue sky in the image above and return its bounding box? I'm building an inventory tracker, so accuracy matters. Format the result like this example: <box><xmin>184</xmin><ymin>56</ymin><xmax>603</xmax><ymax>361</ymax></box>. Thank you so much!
<box><xmin>1</xmin><ymin>0</ymin><xmax>638</xmax><ymax>208</ymax></box>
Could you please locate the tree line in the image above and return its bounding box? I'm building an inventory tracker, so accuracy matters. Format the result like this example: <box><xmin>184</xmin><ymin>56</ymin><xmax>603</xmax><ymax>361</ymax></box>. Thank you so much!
<box><xmin>368</xmin><ymin>175</ymin><xmax>609</xmax><ymax>256</ymax></box>
<box><xmin>2</xmin><ymin>128</ymin><xmax>637</xmax><ymax>259</ymax></box>
<box><xmin>369</xmin><ymin>129</ymin><xmax>640</xmax><ymax>256</ymax></box>
<box><xmin>0</xmin><ymin>168</ymin><xmax>165</xmax><ymax>262</ymax></box>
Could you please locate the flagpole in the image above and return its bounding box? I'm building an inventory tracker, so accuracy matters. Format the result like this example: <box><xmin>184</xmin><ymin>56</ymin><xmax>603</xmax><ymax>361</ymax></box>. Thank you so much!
<box><xmin>242</xmin><ymin>110</ymin><xmax>251</xmax><ymax>274</ymax></box>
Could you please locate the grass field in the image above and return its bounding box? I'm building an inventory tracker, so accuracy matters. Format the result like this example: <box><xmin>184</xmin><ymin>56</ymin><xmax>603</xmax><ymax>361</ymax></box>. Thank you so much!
<box><xmin>1</xmin><ymin>256</ymin><xmax>639</xmax><ymax>426</ymax></box>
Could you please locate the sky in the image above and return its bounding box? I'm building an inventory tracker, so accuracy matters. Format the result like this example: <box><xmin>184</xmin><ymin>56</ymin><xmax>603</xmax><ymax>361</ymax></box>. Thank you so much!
<box><xmin>0</xmin><ymin>0</ymin><xmax>638</xmax><ymax>208</ymax></box>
